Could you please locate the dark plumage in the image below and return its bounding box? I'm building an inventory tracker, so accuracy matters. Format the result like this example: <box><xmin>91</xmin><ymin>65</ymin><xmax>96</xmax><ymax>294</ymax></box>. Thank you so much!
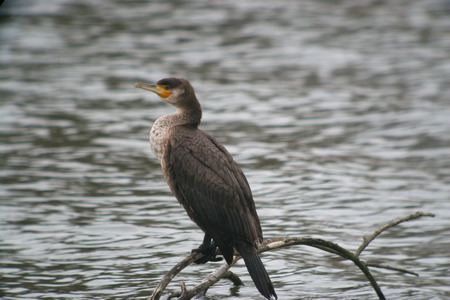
<box><xmin>135</xmin><ymin>77</ymin><xmax>277</xmax><ymax>299</ymax></box>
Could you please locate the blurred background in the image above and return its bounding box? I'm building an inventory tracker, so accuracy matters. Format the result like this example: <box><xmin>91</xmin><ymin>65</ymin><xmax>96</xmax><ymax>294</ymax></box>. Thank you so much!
<box><xmin>1</xmin><ymin>0</ymin><xmax>449</xmax><ymax>299</ymax></box>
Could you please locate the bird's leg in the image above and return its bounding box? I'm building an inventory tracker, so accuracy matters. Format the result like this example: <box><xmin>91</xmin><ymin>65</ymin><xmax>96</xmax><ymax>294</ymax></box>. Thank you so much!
<box><xmin>191</xmin><ymin>234</ymin><xmax>223</xmax><ymax>264</ymax></box>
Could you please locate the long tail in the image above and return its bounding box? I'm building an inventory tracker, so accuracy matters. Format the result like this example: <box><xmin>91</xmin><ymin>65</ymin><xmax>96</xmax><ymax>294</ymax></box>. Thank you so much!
<box><xmin>238</xmin><ymin>246</ymin><xmax>277</xmax><ymax>299</ymax></box>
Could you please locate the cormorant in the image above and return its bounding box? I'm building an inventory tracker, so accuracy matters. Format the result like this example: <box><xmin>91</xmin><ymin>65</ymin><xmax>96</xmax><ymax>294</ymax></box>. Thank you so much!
<box><xmin>135</xmin><ymin>77</ymin><xmax>277</xmax><ymax>299</ymax></box>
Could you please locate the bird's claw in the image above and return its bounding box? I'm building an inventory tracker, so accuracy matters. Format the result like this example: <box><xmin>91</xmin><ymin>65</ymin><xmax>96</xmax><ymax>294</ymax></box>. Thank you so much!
<box><xmin>191</xmin><ymin>245</ymin><xmax>222</xmax><ymax>264</ymax></box>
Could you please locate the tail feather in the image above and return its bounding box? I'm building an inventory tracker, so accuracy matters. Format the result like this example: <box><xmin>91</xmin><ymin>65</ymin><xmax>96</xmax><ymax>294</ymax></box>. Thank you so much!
<box><xmin>238</xmin><ymin>247</ymin><xmax>277</xmax><ymax>299</ymax></box>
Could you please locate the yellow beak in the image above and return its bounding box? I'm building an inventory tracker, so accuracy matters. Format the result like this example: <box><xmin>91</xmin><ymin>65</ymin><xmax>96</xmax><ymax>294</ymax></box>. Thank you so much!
<box><xmin>134</xmin><ymin>82</ymin><xmax>172</xmax><ymax>98</ymax></box>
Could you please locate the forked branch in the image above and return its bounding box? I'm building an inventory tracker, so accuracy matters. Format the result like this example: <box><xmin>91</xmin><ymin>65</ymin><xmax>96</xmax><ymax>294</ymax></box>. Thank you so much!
<box><xmin>149</xmin><ymin>211</ymin><xmax>434</xmax><ymax>300</ymax></box>
<box><xmin>355</xmin><ymin>211</ymin><xmax>435</xmax><ymax>257</ymax></box>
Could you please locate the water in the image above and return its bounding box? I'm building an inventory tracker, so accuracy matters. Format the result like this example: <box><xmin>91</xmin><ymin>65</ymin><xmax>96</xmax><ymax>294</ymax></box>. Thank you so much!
<box><xmin>1</xmin><ymin>0</ymin><xmax>450</xmax><ymax>299</ymax></box>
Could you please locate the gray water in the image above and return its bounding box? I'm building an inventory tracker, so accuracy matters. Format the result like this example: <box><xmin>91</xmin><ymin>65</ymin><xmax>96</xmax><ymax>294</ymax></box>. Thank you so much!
<box><xmin>1</xmin><ymin>0</ymin><xmax>450</xmax><ymax>299</ymax></box>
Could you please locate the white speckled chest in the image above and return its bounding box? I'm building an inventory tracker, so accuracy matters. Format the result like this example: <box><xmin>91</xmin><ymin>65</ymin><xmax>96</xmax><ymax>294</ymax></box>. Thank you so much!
<box><xmin>149</xmin><ymin>115</ymin><xmax>172</xmax><ymax>160</ymax></box>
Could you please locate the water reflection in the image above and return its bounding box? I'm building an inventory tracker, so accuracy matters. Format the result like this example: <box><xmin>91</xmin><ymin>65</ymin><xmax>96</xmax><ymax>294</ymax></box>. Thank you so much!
<box><xmin>1</xmin><ymin>0</ymin><xmax>450</xmax><ymax>299</ymax></box>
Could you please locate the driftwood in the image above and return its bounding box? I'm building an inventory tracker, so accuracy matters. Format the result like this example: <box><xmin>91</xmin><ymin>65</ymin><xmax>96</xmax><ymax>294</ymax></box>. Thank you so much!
<box><xmin>149</xmin><ymin>211</ymin><xmax>434</xmax><ymax>300</ymax></box>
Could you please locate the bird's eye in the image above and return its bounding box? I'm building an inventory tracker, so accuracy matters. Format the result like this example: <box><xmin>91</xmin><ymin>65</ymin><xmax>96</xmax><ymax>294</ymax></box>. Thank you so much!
<box><xmin>163</xmin><ymin>86</ymin><xmax>170</xmax><ymax>90</ymax></box>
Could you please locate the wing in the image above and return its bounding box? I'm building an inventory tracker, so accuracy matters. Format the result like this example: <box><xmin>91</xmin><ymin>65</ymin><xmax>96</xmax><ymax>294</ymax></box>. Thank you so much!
<box><xmin>161</xmin><ymin>126</ymin><xmax>262</xmax><ymax>245</ymax></box>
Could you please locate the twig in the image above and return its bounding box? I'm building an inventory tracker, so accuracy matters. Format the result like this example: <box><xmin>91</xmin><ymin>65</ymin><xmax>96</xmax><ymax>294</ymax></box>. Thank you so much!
<box><xmin>355</xmin><ymin>212</ymin><xmax>435</xmax><ymax>257</ymax></box>
<box><xmin>365</xmin><ymin>262</ymin><xmax>419</xmax><ymax>276</ymax></box>
<box><xmin>223</xmin><ymin>270</ymin><xmax>244</xmax><ymax>286</ymax></box>
<box><xmin>179</xmin><ymin>281</ymin><xmax>187</xmax><ymax>298</ymax></box>
<box><xmin>177</xmin><ymin>255</ymin><xmax>244</xmax><ymax>300</ymax></box>
<box><xmin>150</xmin><ymin>251</ymin><xmax>203</xmax><ymax>299</ymax></box>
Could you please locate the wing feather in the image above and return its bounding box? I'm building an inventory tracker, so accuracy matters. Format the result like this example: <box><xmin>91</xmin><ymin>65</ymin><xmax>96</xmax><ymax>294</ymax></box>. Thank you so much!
<box><xmin>161</xmin><ymin>126</ymin><xmax>262</xmax><ymax>245</ymax></box>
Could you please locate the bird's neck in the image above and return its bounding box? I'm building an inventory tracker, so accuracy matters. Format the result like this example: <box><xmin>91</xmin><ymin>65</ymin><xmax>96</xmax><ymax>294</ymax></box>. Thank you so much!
<box><xmin>173</xmin><ymin>107</ymin><xmax>202</xmax><ymax>128</ymax></box>
<box><xmin>149</xmin><ymin>108</ymin><xmax>202</xmax><ymax>159</ymax></box>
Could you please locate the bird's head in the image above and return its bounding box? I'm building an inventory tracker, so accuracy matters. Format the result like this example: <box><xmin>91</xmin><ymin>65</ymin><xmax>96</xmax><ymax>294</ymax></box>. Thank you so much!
<box><xmin>134</xmin><ymin>77</ymin><xmax>192</xmax><ymax>107</ymax></box>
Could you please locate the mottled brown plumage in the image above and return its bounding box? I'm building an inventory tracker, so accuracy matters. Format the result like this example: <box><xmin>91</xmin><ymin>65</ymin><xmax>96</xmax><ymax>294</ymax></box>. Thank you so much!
<box><xmin>135</xmin><ymin>77</ymin><xmax>277</xmax><ymax>299</ymax></box>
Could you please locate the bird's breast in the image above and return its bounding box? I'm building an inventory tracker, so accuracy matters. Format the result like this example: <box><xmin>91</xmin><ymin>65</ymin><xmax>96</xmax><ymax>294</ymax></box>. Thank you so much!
<box><xmin>149</xmin><ymin>116</ymin><xmax>171</xmax><ymax>160</ymax></box>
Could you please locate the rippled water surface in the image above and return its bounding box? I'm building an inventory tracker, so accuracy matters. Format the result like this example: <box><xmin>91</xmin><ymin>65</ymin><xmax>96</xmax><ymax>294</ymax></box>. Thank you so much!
<box><xmin>1</xmin><ymin>0</ymin><xmax>450</xmax><ymax>299</ymax></box>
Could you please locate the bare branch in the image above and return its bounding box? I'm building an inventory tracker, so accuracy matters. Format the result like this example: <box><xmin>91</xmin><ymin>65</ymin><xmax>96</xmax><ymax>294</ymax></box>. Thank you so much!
<box><xmin>152</xmin><ymin>238</ymin><xmax>385</xmax><ymax>300</ymax></box>
<box><xmin>149</xmin><ymin>212</ymin><xmax>434</xmax><ymax>300</ymax></box>
<box><xmin>355</xmin><ymin>212</ymin><xmax>435</xmax><ymax>257</ymax></box>
<box><xmin>260</xmin><ymin>238</ymin><xmax>385</xmax><ymax>300</ymax></box>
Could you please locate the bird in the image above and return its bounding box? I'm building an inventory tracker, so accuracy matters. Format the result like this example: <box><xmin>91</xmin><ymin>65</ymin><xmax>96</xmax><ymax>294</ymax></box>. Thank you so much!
<box><xmin>135</xmin><ymin>77</ymin><xmax>277</xmax><ymax>299</ymax></box>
